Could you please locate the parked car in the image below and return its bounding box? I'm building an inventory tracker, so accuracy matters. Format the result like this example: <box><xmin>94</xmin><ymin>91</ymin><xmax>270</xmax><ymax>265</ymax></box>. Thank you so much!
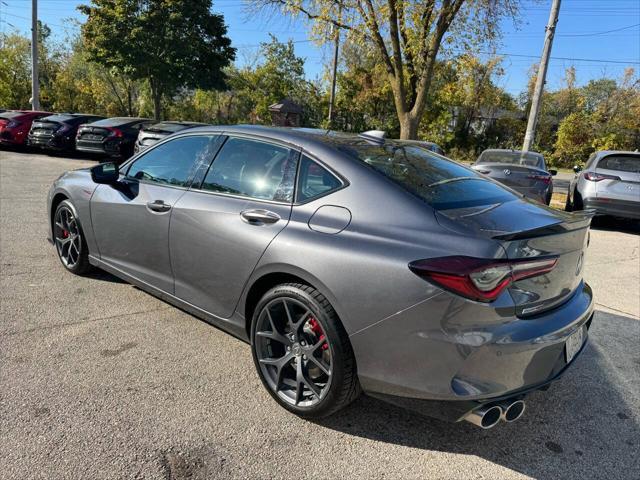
<box><xmin>27</xmin><ymin>113</ymin><xmax>105</xmax><ymax>153</ymax></box>
<box><xmin>472</xmin><ymin>149</ymin><xmax>557</xmax><ymax>204</ymax></box>
<box><xmin>0</xmin><ymin>110</ymin><xmax>52</xmax><ymax>147</ymax></box>
<box><xmin>75</xmin><ymin>117</ymin><xmax>151</xmax><ymax>161</ymax></box>
<box><xmin>134</xmin><ymin>120</ymin><xmax>209</xmax><ymax>154</ymax></box>
<box><xmin>47</xmin><ymin>126</ymin><xmax>593</xmax><ymax>428</ymax></box>
<box><xmin>566</xmin><ymin>150</ymin><xmax>640</xmax><ymax>220</ymax></box>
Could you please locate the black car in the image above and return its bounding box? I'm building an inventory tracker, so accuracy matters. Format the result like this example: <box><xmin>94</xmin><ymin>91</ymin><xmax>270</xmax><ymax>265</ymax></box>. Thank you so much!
<box><xmin>134</xmin><ymin>121</ymin><xmax>209</xmax><ymax>154</ymax></box>
<box><xmin>27</xmin><ymin>113</ymin><xmax>105</xmax><ymax>153</ymax></box>
<box><xmin>76</xmin><ymin>117</ymin><xmax>151</xmax><ymax>161</ymax></box>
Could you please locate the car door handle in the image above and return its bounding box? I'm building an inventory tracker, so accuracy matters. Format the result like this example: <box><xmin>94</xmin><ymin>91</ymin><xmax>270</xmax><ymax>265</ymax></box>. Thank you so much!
<box><xmin>146</xmin><ymin>200</ymin><xmax>172</xmax><ymax>213</ymax></box>
<box><xmin>240</xmin><ymin>209</ymin><xmax>280</xmax><ymax>225</ymax></box>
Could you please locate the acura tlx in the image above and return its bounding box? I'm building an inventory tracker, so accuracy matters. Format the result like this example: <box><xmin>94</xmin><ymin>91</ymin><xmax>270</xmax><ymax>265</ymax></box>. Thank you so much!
<box><xmin>47</xmin><ymin>126</ymin><xmax>594</xmax><ymax>429</ymax></box>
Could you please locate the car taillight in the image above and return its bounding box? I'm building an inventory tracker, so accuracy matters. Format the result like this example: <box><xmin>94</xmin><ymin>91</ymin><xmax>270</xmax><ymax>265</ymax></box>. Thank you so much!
<box><xmin>76</xmin><ymin>125</ymin><xmax>86</xmax><ymax>138</ymax></box>
<box><xmin>107</xmin><ymin>127</ymin><xmax>123</xmax><ymax>138</ymax></box>
<box><xmin>583</xmin><ymin>172</ymin><xmax>621</xmax><ymax>182</ymax></box>
<box><xmin>527</xmin><ymin>174</ymin><xmax>552</xmax><ymax>184</ymax></box>
<box><xmin>408</xmin><ymin>256</ymin><xmax>558</xmax><ymax>302</ymax></box>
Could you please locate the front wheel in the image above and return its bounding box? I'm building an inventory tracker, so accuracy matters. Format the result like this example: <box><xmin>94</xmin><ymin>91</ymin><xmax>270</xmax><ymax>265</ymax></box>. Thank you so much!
<box><xmin>53</xmin><ymin>200</ymin><xmax>92</xmax><ymax>275</ymax></box>
<box><xmin>251</xmin><ymin>283</ymin><xmax>360</xmax><ymax>418</ymax></box>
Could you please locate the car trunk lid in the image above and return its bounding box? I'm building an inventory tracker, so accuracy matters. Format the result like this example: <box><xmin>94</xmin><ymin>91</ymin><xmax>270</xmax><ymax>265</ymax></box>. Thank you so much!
<box><xmin>594</xmin><ymin>154</ymin><xmax>640</xmax><ymax>203</ymax></box>
<box><xmin>473</xmin><ymin>163</ymin><xmax>552</xmax><ymax>191</ymax></box>
<box><xmin>31</xmin><ymin>120</ymin><xmax>62</xmax><ymax>136</ymax></box>
<box><xmin>78</xmin><ymin>125</ymin><xmax>112</xmax><ymax>141</ymax></box>
<box><xmin>436</xmin><ymin>199</ymin><xmax>592</xmax><ymax>316</ymax></box>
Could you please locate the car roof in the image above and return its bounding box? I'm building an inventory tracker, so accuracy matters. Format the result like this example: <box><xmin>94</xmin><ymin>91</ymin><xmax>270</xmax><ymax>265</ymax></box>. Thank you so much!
<box><xmin>183</xmin><ymin>124</ymin><xmax>421</xmax><ymax>152</ymax></box>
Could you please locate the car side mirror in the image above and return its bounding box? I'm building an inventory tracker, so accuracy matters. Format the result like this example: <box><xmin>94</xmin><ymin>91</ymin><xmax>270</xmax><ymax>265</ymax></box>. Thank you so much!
<box><xmin>573</xmin><ymin>165</ymin><xmax>582</xmax><ymax>173</ymax></box>
<box><xmin>91</xmin><ymin>162</ymin><xmax>119</xmax><ymax>184</ymax></box>
<box><xmin>549</xmin><ymin>169</ymin><xmax>557</xmax><ymax>176</ymax></box>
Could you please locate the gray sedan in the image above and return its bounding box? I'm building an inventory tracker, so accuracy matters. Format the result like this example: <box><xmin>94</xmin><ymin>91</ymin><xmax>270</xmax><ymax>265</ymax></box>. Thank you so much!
<box><xmin>47</xmin><ymin>126</ymin><xmax>593</xmax><ymax>429</ymax></box>
<box><xmin>566</xmin><ymin>150</ymin><xmax>640</xmax><ymax>220</ymax></box>
<box><xmin>472</xmin><ymin>149</ymin><xmax>557</xmax><ymax>204</ymax></box>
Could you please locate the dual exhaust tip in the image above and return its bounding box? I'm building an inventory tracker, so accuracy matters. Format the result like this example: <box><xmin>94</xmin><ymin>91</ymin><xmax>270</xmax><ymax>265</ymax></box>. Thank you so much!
<box><xmin>464</xmin><ymin>399</ymin><xmax>526</xmax><ymax>429</ymax></box>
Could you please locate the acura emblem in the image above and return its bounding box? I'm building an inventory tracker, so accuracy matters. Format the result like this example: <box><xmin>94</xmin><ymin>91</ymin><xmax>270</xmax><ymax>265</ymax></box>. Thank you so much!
<box><xmin>576</xmin><ymin>252</ymin><xmax>584</xmax><ymax>276</ymax></box>
<box><xmin>503</xmin><ymin>169</ymin><xmax>511</xmax><ymax>175</ymax></box>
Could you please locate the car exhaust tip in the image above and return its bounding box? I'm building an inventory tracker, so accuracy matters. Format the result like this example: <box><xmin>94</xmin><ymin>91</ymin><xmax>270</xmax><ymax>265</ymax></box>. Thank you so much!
<box><xmin>502</xmin><ymin>399</ymin><xmax>526</xmax><ymax>423</ymax></box>
<box><xmin>463</xmin><ymin>405</ymin><xmax>502</xmax><ymax>429</ymax></box>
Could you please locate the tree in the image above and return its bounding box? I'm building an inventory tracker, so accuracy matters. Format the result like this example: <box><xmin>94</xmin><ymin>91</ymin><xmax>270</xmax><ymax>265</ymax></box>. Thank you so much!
<box><xmin>254</xmin><ymin>0</ymin><xmax>519</xmax><ymax>138</ymax></box>
<box><xmin>0</xmin><ymin>33</ymin><xmax>32</xmax><ymax>109</ymax></box>
<box><xmin>79</xmin><ymin>0</ymin><xmax>236</xmax><ymax>120</ymax></box>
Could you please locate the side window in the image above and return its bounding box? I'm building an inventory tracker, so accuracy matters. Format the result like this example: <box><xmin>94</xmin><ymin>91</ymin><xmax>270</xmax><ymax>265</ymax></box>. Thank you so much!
<box><xmin>296</xmin><ymin>155</ymin><xmax>342</xmax><ymax>202</ymax></box>
<box><xmin>201</xmin><ymin>137</ymin><xmax>298</xmax><ymax>202</ymax></box>
<box><xmin>126</xmin><ymin>135</ymin><xmax>217</xmax><ymax>187</ymax></box>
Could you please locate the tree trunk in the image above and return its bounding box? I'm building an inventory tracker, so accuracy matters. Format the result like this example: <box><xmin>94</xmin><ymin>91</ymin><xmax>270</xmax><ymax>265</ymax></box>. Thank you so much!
<box><xmin>150</xmin><ymin>79</ymin><xmax>162</xmax><ymax>121</ymax></box>
<box><xmin>398</xmin><ymin>112</ymin><xmax>420</xmax><ymax>140</ymax></box>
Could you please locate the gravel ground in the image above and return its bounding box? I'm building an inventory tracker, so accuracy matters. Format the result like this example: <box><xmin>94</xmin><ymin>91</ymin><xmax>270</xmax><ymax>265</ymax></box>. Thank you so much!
<box><xmin>1</xmin><ymin>149</ymin><xmax>639</xmax><ymax>480</ymax></box>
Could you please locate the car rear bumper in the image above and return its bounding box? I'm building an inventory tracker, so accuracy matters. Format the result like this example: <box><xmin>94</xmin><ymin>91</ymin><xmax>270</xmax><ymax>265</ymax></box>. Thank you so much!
<box><xmin>76</xmin><ymin>139</ymin><xmax>127</xmax><ymax>156</ymax></box>
<box><xmin>28</xmin><ymin>134</ymin><xmax>72</xmax><ymax>151</ymax></box>
<box><xmin>583</xmin><ymin>197</ymin><xmax>640</xmax><ymax>220</ymax></box>
<box><xmin>0</xmin><ymin>130</ymin><xmax>24</xmax><ymax>145</ymax></box>
<box><xmin>351</xmin><ymin>281</ymin><xmax>594</xmax><ymax>420</ymax></box>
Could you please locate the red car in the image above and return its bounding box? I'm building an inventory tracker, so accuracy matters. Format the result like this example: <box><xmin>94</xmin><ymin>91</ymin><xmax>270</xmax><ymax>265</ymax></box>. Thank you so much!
<box><xmin>0</xmin><ymin>110</ymin><xmax>52</xmax><ymax>146</ymax></box>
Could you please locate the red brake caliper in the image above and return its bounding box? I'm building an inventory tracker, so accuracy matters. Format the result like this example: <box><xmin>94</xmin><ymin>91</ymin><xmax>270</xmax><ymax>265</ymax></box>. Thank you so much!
<box><xmin>308</xmin><ymin>317</ymin><xmax>329</xmax><ymax>350</ymax></box>
<box><xmin>62</xmin><ymin>230</ymin><xmax>69</xmax><ymax>238</ymax></box>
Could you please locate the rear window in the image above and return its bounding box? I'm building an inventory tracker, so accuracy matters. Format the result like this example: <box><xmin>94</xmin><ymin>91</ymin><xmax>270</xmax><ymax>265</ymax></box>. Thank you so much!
<box><xmin>144</xmin><ymin>122</ymin><xmax>191</xmax><ymax>133</ymax></box>
<box><xmin>597</xmin><ymin>154</ymin><xmax>640</xmax><ymax>173</ymax></box>
<box><xmin>40</xmin><ymin>114</ymin><xmax>76</xmax><ymax>123</ymax></box>
<box><xmin>89</xmin><ymin>117</ymin><xmax>141</xmax><ymax>127</ymax></box>
<box><xmin>340</xmin><ymin>143</ymin><xmax>518</xmax><ymax>210</ymax></box>
<box><xmin>0</xmin><ymin>111</ymin><xmax>25</xmax><ymax>120</ymax></box>
<box><xmin>477</xmin><ymin>150</ymin><xmax>543</xmax><ymax>169</ymax></box>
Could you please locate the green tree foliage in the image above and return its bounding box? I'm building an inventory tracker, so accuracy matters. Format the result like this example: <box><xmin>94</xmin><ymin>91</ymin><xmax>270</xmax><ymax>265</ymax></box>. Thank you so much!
<box><xmin>0</xmin><ymin>33</ymin><xmax>32</xmax><ymax>109</ymax></box>
<box><xmin>252</xmin><ymin>0</ymin><xmax>520</xmax><ymax>139</ymax></box>
<box><xmin>78</xmin><ymin>0</ymin><xmax>236</xmax><ymax>120</ymax></box>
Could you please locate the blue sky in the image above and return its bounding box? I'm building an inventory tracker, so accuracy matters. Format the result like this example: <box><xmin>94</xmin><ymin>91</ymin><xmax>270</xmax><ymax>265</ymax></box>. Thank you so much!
<box><xmin>1</xmin><ymin>0</ymin><xmax>639</xmax><ymax>96</ymax></box>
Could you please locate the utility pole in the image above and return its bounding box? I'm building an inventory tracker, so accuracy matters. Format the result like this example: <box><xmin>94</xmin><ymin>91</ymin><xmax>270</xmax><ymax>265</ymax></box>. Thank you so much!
<box><xmin>522</xmin><ymin>0</ymin><xmax>561</xmax><ymax>152</ymax></box>
<box><xmin>327</xmin><ymin>4</ymin><xmax>342</xmax><ymax>127</ymax></box>
<box><xmin>30</xmin><ymin>0</ymin><xmax>40</xmax><ymax>111</ymax></box>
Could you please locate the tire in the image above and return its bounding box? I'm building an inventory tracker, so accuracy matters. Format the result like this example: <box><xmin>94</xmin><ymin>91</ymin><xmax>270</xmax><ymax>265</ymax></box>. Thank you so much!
<box><xmin>573</xmin><ymin>189</ymin><xmax>584</xmax><ymax>211</ymax></box>
<box><xmin>564</xmin><ymin>192</ymin><xmax>573</xmax><ymax>212</ymax></box>
<box><xmin>250</xmin><ymin>283</ymin><xmax>360</xmax><ymax>418</ymax></box>
<box><xmin>52</xmin><ymin>199</ymin><xmax>92</xmax><ymax>275</ymax></box>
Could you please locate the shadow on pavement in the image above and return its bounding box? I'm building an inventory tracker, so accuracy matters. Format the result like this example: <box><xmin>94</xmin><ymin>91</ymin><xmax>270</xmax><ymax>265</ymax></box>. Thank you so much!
<box><xmin>590</xmin><ymin>216</ymin><xmax>639</xmax><ymax>235</ymax></box>
<box><xmin>315</xmin><ymin>309</ymin><xmax>640</xmax><ymax>479</ymax></box>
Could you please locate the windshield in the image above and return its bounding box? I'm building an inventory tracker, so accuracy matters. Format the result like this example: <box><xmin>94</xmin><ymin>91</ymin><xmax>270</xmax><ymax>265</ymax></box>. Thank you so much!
<box><xmin>477</xmin><ymin>150</ymin><xmax>543</xmax><ymax>168</ymax></box>
<box><xmin>339</xmin><ymin>142</ymin><xmax>518</xmax><ymax>210</ymax></box>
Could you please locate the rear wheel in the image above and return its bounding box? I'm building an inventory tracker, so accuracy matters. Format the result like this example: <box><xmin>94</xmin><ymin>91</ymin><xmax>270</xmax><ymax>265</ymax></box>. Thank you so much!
<box><xmin>564</xmin><ymin>192</ymin><xmax>573</xmax><ymax>211</ymax></box>
<box><xmin>250</xmin><ymin>283</ymin><xmax>360</xmax><ymax>418</ymax></box>
<box><xmin>573</xmin><ymin>189</ymin><xmax>584</xmax><ymax>211</ymax></box>
<box><xmin>53</xmin><ymin>200</ymin><xmax>92</xmax><ymax>275</ymax></box>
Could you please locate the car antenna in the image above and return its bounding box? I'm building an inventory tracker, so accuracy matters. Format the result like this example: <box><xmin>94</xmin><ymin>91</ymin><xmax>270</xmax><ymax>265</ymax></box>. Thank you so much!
<box><xmin>358</xmin><ymin>130</ymin><xmax>386</xmax><ymax>144</ymax></box>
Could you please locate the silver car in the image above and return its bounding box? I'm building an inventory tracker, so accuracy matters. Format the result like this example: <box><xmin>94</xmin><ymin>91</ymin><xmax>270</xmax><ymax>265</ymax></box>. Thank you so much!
<box><xmin>47</xmin><ymin>126</ymin><xmax>594</xmax><ymax>429</ymax></box>
<box><xmin>566</xmin><ymin>150</ymin><xmax>640</xmax><ymax>220</ymax></box>
<box><xmin>134</xmin><ymin>120</ymin><xmax>209</xmax><ymax>154</ymax></box>
<box><xmin>472</xmin><ymin>149</ymin><xmax>557</xmax><ymax>204</ymax></box>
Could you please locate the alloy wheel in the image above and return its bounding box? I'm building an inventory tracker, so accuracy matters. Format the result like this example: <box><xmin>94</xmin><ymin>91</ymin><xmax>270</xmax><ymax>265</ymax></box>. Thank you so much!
<box><xmin>255</xmin><ymin>298</ymin><xmax>333</xmax><ymax>407</ymax></box>
<box><xmin>54</xmin><ymin>205</ymin><xmax>82</xmax><ymax>268</ymax></box>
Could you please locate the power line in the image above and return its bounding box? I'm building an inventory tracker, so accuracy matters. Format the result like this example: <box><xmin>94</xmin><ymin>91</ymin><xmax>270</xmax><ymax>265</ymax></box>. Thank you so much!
<box><xmin>558</xmin><ymin>22</ymin><xmax>640</xmax><ymax>37</ymax></box>
<box><xmin>481</xmin><ymin>51</ymin><xmax>640</xmax><ymax>66</ymax></box>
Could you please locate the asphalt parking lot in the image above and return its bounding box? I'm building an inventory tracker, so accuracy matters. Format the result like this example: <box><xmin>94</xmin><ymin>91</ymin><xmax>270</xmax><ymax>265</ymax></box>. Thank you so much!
<box><xmin>1</xmin><ymin>149</ymin><xmax>639</xmax><ymax>480</ymax></box>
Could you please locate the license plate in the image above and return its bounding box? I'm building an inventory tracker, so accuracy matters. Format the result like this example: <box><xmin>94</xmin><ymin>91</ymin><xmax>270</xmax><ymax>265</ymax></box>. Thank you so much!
<box><xmin>84</xmin><ymin>134</ymin><xmax>102</xmax><ymax>141</ymax></box>
<box><xmin>565</xmin><ymin>327</ymin><xmax>585</xmax><ymax>363</ymax></box>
